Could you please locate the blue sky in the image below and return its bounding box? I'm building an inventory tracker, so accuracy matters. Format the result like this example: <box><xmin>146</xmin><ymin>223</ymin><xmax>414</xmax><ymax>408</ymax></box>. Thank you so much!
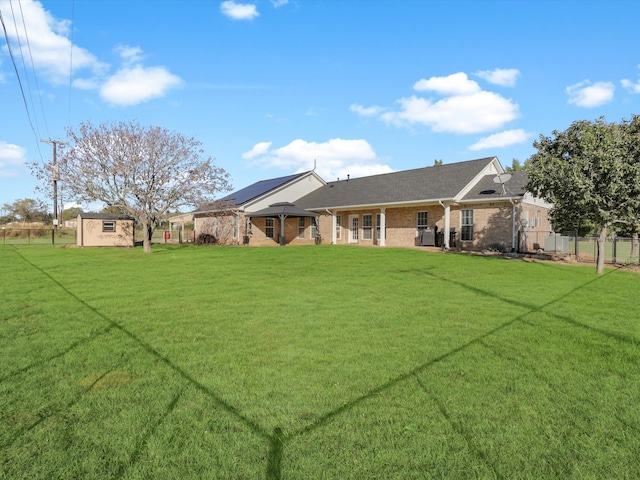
<box><xmin>1</xmin><ymin>0</ymin><xmax>640</xmax><ymax>210</ymax></box>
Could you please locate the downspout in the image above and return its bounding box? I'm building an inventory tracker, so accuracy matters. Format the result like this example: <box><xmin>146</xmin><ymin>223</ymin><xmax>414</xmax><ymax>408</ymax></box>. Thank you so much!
<box><xmin>325</xmin><ymin>209</ymin><xmax>335</xmax><ymax>244</ymax></box>
<box><xmin>509</xmin><ymin>198</ymin><xmax>516</xmax><ymax>252</ymax></box>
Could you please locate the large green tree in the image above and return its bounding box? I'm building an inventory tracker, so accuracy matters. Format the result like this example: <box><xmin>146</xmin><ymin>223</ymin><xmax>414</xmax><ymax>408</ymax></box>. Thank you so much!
<box><xmin>525</xmin><ymin>117</ymin><xmax>640</xmax><ymax>274</ymax></box>
<box><xmin>31</xmin><ymin>121</ymin><xmax>231</xmax><ymax>253</ymax></box>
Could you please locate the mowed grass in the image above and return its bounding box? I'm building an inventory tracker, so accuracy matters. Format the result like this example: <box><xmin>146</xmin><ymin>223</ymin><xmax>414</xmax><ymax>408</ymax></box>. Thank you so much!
<box><xmin>1</xmin><ymin>244</ymin><xmax>640</xmax><ymax>479</ymax></box>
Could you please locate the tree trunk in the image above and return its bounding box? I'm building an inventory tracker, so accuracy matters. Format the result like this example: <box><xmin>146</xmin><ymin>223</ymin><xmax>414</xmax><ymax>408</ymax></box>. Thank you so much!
<box><xmin>143</xmin><ymin>220</ymin><xmax>152</xmax><ymax>253</ymax></box>
<box><xmin>596</xmin><ymin>225</ymin><xmax>607</xmax><ymax>275</ymax></box>
<box><xmin>631</xmin><ymin>232</ymin><xmax>639</xmax><ymax>262</ymax></box>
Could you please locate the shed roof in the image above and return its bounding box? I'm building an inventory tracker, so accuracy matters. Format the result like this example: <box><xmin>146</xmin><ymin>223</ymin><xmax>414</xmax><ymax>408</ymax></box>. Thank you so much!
<box><xmin>78</xmin><ymin>212</ymin><xmax>133</xmax><ymax>220</ymax></box>
<box><xmin>296</xmin><ymin>157</ymin><xmax>498</xmax><ymax>209</ymax></box>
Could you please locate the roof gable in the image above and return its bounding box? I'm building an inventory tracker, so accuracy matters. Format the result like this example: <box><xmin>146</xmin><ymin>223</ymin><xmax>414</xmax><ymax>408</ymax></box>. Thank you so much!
<box><xmin>221</xmin><ymin>172</ymin><xmax>308</xmax><ymax>206</ymax></box>
<box><xmin>461</xmin><ymin>170</ymin><xmax>528</xmax><ymax>202</ymax></box>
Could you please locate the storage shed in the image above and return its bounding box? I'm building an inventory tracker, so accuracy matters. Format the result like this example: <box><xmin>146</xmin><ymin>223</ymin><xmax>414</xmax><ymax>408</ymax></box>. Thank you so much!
<box><xmin>76</xmin><ymin>213</ymin><xmax>135</xmax><ymax>247</ymax></box>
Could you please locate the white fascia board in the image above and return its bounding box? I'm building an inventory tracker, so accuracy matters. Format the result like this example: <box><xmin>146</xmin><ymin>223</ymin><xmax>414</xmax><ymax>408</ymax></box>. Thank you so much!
<box><xmin>306</xmin><ymin>198</ymin><xmax>457</xmax><ymax>212</ymax></box>
<box><xmin>521</xmin><ymin>191</ymin><xmax>552</xmax><ymax>208</ymax></box>
<box><xmin>455</xmin><ymin>157</ymin><xmax>502</xmax><ymax>201</ymax></box>
<box><xmin>244</xmin><ymin>172</ymin><xmax>326</xmax><ymax>211</ymax></box>
<box><xmin>456</xmin><ymin>196</ymin><xmax>523</xmax><ymax>206</ymax></box>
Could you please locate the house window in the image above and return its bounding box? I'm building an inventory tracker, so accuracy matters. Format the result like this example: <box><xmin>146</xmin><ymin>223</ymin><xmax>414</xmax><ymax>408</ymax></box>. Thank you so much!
<box><xmin>310</xmin><ymin>218</ymin><xmax>318</xmax><ymax>238</ymax></box>
<box><xmin>232</xmin><ymin>215</ymin><xmax>238</xmax><ymax>238</ymax></box>
<box><xmin>336</xmin><ymin>215</ymin><xmax>342</xmax><ymax>240</ymax></box>
<box><xmin>376</xmin><ymin>213</ymin><xmax>381</xmax><ymax>240</ymax></box>
<box><xmin>362</xmin><ymin>214</ymin><xmax>372</xmax><ymax>240</ymax></box>
<box><xmin>461</xmin><ymin>209</ymin><xmax>473</xmax><ymax>241</ymax></box>
<box><xmin>417</xmin><ymin>211</ymin><xmax>428</xmax><ymax>232</ymax></box>
<box><xmin>266</xmin><ymin>218</ymin><xmax>274</xmax><ymax>238</ymax></box>
<box><xmin>102</xmin><ymin>221</ymin><xmax>116</xmax><ymax>232</ymax></box>
<box><xmin>298</xmin><ymin>217</ymin><xmax>305</xmax><ymax>238</ymax></box>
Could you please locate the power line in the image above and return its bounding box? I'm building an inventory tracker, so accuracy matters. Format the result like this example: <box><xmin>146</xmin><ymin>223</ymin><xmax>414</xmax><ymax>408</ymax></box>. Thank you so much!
<box><xmin>17</xmin><ymin>0</ymin><xmax>51</xmax><ymax>139</ymax></box>
<box><xmin>67</xmin><ymin>0</ymin><xmax>75</xmax><ymax>132</ymax></box>
<box><xmin>0</xmin><ymin>7</ymin><xmax>44</xmax><ymax>161</ymax></box>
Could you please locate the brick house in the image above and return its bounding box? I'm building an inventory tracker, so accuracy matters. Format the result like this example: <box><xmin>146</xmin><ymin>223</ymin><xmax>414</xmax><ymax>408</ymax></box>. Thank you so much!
<box><xmin>193</xmin><ymin>157</ymin><xmax>551</xmax><ymax>252</ymax></box>
<box><xmin>192</xmin><ymin>171</ymin><xmax>326</xmax><ymax>246</ymax></box>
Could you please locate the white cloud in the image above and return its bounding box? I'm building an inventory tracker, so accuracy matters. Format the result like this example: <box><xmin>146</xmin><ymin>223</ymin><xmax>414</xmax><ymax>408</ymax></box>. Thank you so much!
<box><xmin>116</xmin><ymin>45</ymin><xmax>144</xmax><ymax>65</ymax></box>
<box><xmin>381</xmin><ymin>91</ymin><xmax>519</xmax><ymax>134</ymax></box>
<box><xmin>0</xmin><ymin>142</ymin><xmax>27</xmax><ymax>178</ymax></box>
<box><xmin>414</xmin><ymin>72</ymin><xmax>481</xmax><ymax>95</ymax></box>
<box><xmin>475</xmin><ymin>68</ymin><xmax>520</xmax><ymax>87</ymax></box>
<box><xmin>468</xmin><ymin>129</ymin><xmax>530</xmax><ymax>151</ymax></box>
<box><xmin>349</xmin><ymin>104</ymin><xmax>386</xmax><ymax>117</ymax></box>
<box><xmin>352</xmin><ymin>71</ymin><xmax>520</xmax><ymax>134</ymax></box>
<box><xmin>100</xmin><ymin>64</ymin><xmax>183</xmax><ymax>106</ymax></box>
<box><xmin>566</xmin><ymin>80</ymin><xmax>615</xmax><ymax>107</ymax></box>
<box><xmin>0</xmin><ymin>1</ymin><xmax>182</xmax><ymax>107</ymax></box>
<box><xmin>220</xmin><ymin>1</ymin><xmax>259</xmax><ymax>20</ymax></box>
<box><xmin>621</xmin><ymin>79</ymin><xmax>640</xmax><ymax>94</ymax></box>
<box><xmin>0</xmin><ymin>0</ymin><xmax>107</xmax><ymax>83</ymax></box>
<box><xmin>242</xmin><ymin>138</ymin><xmax>393</xmax><ymax>181</ymax></box>
<box><xmin>621</xmin><ymin>67</ymin><xmax>640</xmax><ymax>93</ymax></box>
<box><xmin>242</xmin><ymin>141</ymin><xmax>272</xmax><ymax>159</ymax></box>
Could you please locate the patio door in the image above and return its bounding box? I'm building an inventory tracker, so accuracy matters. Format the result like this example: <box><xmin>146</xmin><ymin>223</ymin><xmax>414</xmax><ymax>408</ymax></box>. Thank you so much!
<box><xmin>349</xmin><ymin>215</ymin><xmax>359</xmax><ymax>243</ymax></box>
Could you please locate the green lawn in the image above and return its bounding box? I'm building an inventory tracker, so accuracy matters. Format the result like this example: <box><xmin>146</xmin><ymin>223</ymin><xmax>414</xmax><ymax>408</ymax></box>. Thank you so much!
<box><xmin>1</xmin><ymin>244</ymin><xmax>639</xmax><ymax>479</ymax></box>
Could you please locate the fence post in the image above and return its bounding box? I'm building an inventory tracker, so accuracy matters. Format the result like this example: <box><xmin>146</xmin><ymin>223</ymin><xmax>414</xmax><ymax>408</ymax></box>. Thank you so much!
<box><xmin>613</xmin><ymin>237</ymin><xmax>617</xmax><ymax>264</ymax></box>
<box><xmin>52</xmin><ymin>228</ymin><xmax>55</xmax><ymax>245</ymax></box>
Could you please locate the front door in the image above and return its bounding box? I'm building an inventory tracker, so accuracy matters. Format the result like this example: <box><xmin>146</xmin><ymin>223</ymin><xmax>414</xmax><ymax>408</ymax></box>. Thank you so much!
<box><xmin>349</xmin><ymin>215</ymin><xmax>359</xmax><ymax>243</ymax></box>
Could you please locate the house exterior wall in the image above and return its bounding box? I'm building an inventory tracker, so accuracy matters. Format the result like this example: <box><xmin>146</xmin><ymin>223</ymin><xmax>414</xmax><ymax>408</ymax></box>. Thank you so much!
<box><xmin>77</xmin><ymin>217</ymin><xmax>134</xmax><ymax>247</ymax></box>
<box><xmin>316</xmin><ymin>201</ymin><xmax>552</xmax><ymax>251</ymax></box>
<box><xmin>248</xmin><ymin>216</ymin><xmax>318</xmax><ymax>246</ymax></box>
<box><xmin>450</xmin><ymin>203</ymin><xmax>513</xmax><ymax>251</ymax></box>
<box><xmin>518</xmin><ymin>200</ymin><xmax>553</xmax><ymax>251</ymax></box>
<box><xmin>196</xmin><ymin>213</ymin><xmax>242</xmax><ymax>244</ymax></box>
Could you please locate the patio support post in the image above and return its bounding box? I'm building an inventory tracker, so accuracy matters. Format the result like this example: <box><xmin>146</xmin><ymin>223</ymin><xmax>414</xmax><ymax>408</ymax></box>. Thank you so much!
<box><xmin>331</xmin><ymin>211</ymin><xmax>337</xmax><ymax>244</ymax></box>
<box><xmin>441</xmin><ymin>201</ymin><xmax>451</xmax><ymax>249</ymax></box>
<box><xmin>379</xmin><ymin>208</ymin><xmax>386</xmax><ymax>246</ymax></box>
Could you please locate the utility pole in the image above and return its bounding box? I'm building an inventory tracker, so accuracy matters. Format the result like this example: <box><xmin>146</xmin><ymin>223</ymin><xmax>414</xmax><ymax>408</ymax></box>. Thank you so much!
<box><xmin>40</xmin><ymin>139</ymin><xmax>68</xmax><ymax>227</ymax></box>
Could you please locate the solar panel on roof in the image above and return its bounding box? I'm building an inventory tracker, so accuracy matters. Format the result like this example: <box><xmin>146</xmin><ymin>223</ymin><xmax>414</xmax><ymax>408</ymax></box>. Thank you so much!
<box><xmin>219</xmin><ymin>173</ymin><xmax>305</xmax><ymax>206</ymax></box>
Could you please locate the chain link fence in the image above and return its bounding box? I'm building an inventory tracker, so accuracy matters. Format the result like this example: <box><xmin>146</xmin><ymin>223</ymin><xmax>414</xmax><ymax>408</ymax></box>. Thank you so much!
<box><xmin>539</xmin><ymin>232</ymin><xmax>640</xmax><ymax>265</ymax></box>
<box><xmin>1</xmin><ymin>227</ymin><xmax>77</xmax><ymax>245</ymax></box>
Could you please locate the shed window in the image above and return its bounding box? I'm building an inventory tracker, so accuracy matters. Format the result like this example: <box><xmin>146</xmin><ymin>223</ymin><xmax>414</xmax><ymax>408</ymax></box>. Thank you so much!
<box><xmin>266</xmin><ymin>218</ymin><xmax>274</xmax><ymax>238</ymax></box>
<box><xmin>102</xmin><ymin>221</ymin><xmax>116</xmax><ymax>232</ymax></box>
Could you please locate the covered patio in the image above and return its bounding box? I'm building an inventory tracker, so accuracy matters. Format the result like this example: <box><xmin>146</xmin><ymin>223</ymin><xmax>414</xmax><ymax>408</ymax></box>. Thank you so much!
<box><xmin>248</xmin><ymin>202</ymin><xmax>319</xmax><ymax>246</ymax></box>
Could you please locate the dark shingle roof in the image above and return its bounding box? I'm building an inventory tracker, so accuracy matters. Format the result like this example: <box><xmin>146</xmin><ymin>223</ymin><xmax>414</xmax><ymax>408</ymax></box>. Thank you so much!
<box><xmin>78</xmin><ymin>212</ymin><xmax>133</xmax><ymax>220</ymax></box>
<box><xmin>296</xmin><ymin>157</ymin><xmax>497</xmax><ymax>209</ymax></box>
<box><xmin>461</xmin><ymin>170</ymin><xmax>528</xmax><ymax>201</ymax></box>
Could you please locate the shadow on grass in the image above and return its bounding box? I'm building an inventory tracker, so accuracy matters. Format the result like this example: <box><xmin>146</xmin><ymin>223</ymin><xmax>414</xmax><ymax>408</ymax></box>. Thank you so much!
<box><xmin>8</xmin><ymin>248</ymin><xmax>636</xmax><ymax>480</ymax></box>
<box><xmin>2</xmin><ymin>370</ymin><xmax>111</xmax><ymax>449</ymax></box>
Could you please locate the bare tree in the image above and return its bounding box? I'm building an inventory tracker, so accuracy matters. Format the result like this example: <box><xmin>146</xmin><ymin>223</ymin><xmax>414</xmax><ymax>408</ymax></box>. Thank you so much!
<box><xmin>31</xmin><ymin>121</ymin><xmax>231</xmax><ymax>252</ymax></box>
